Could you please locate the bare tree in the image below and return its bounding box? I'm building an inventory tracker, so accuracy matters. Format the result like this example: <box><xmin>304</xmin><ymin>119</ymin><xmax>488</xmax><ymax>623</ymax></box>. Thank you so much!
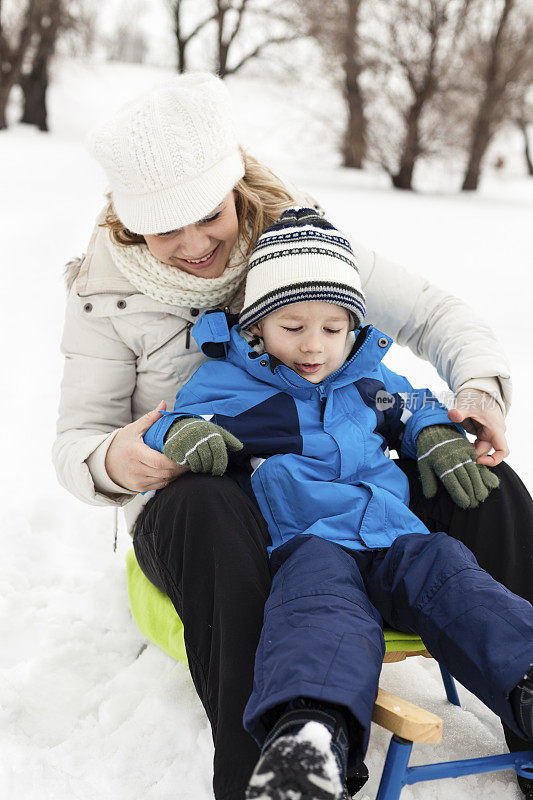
<box><xmin>213</xmin><ymin>0</ymin><xmax>301</xmax><ymax>77</ymax></box>
<box><xmin>301</xmin><ymin>0</ymin><xmax>477</xmax><ymax>179</ymax></box>
<box><xmin>297</xmin><ymin>0</ymin><xmax>367</xmax><ymax>168</ymax></box>
<box><xmin>215</xmin><ymin>0</ymin><xmax>244</xmax><ymax>76</ymax></box>
<box><xmin>169</xmin><ymin>0</ymin><xmax>303</xmax><ymax>77</ymax></box>
<box><xmin>461</xmin><ymin>0</ymin><xmax>533</xmax><ymax>190</ymax></box>
<box><xmin>168</xmin><ymin>0</ymin><xmax>215</xmax><ymax>73</ymax></box>
<box><xmin>368</xmin><ymin>0</ymin><xmax>475</xmax><ymax>190</ymax></box>
<box><xmin>0</xmin><ymin>0</ymin><xmax>39</xmax><ymax>129</ymax></box>
<box><xmin>391</xmin><ymin>1</ymin><xmax>446</xmax><ymax>189</ymax></box>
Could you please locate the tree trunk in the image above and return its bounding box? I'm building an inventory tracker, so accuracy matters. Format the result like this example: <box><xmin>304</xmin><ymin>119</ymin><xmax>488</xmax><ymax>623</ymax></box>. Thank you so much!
<box><xmin>341</xmin><ymin>0</ymin><xmax>365</xmax><ymax>169</ymax></box>
<box><xmin>0</xmin><ymin>63</ymin><xmax>23</xmax><ymax>130</ymax></box>
<box><xmin>342</xmin><ymin>90</ymin><xmax>365</xmax><ymax>168</ymax></box>
<box><xmin>391</xmin><ymin>162</ymin><xmax>415</xmax><ymax>190</ymax></box>
<box><xmin>173</xmin><ymin>1</ymin><xmax>215</xmax><ymax>74</ymax></box>
<box><xmin>0</xmin><ymin>0</ymin><xmax>6</xmax><ymax>127</ymax></box>
<box><xmin>391</xmin><ymin>128</ymin><xmax>418</xmax><ymax>189</ymax></box>
<box><xmin>391</xmin><ymin>93</ymin><xmax>426</xmax><ymax>190</ymax></box>
<box><xmin>177</xmin><ymin>41</ymin><xmax>186</xmax><ymax>72</ymax></box>
<box><xmin>0</xmin><ymin>84</ymin><xmax>10</xmax><ymax>129</ymax></box>
<box><xmin>20</xmin><ymin>0</ymin><xmax>61</xmax><ymax>131</ymax></box>
<box><xmin>20</xmin><ymin>64</ymin><xmax>48</xmax><ymax>130</ymax></box>
<box><xmin>0</xmin><ymin>0</ymin><xmax>39</xmax><ymax>130</ymax></box>
<box><xmin>174</xmin><ymin>1</ymin><xmax>186</xmax><ymax>72</ymax></box>
<box><xmin>215</xmin><ymin>3</ymin><xmax>228</xmax><ymax>77</ymax></box>
<box><xmin>524</xmin><ymin>135</ymin><xmax>533</xmax><ymax>177</ymax></box>
<box><xmin>461</xmin><ymin>111</ymin><xmax>493</xmax><ymax>190</ymax></box>
<box><xmin>518</xmin><ymin>120</ymin><xmax>533</xmax><ymax>176</ymax></box>
<box><xmin>218</xmin><ymin>42</ymin><xmax>229</xmax><ymax>77</ymax></box>
<box><xmin>461</xmin><ymin>0</ymin><xmax>515</xmax><ymax>191</ymax></box>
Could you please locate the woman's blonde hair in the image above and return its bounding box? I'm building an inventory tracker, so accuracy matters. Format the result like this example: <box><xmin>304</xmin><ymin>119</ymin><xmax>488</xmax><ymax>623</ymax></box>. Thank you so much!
<box><xmin>101</xmin><ymin>148</ymin><xmax>301</xmax><ymax>258</ymax></box>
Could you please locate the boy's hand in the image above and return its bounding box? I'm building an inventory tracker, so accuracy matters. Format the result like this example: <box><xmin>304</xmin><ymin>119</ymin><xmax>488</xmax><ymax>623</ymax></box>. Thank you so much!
<box><xmin>416</xmin><ymin>425</ymin><xmax>500</xmax><ymax>509</ymax></box>
<box><xmin>163</xmin><ymin>417</ymin><xmax>243</xmax><ymax>476</ymax></box>
<box><xmin>448</xmin><ymin>388</ymin><xmax>509</xmax><ymax>466</ymax></box>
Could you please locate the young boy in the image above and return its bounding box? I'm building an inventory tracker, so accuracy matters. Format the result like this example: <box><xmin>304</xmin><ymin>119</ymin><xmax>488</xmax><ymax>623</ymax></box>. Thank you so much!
<box><xmin>144</xmin><ymin>208</ymin><xmax>533</xmax><ymax>800</ymax></box>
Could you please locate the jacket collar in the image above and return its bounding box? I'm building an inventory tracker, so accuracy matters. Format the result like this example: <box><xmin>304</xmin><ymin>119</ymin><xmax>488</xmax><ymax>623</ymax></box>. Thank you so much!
<box><xmin>192</xmin><ymin>309</ymin><xmax>393</xmax><ymax>394</ymax></box>
<box><xmin>74</xmin><ymin>217</ymin><xmax>195</xmax><ymax>318</ymax></box>
<box><xmin>75</xmin><ymin>212</ymin><xmax>138</xmax><ymax>297</ymax></box>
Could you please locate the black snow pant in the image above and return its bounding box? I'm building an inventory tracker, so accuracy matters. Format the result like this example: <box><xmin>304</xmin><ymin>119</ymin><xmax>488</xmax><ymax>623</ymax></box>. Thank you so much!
<box><xmin>133</xmin><ymin>473</ymin><xmax>271</xmax><ymax>800</ymax></box>
<box><xmin>133</xmin><ymin>460</ymin><xmax>533</xmax><ymax>800</ymax></box>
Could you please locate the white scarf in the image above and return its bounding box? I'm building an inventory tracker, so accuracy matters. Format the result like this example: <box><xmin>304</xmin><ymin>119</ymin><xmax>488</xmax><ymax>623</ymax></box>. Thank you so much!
<box><xmin>106</xmin><ymin>230</ymin><xmax>249</xmax><ymax>311</ymax></box>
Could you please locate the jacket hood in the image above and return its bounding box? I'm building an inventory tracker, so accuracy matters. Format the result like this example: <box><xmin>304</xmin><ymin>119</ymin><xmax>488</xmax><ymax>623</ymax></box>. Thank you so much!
<box><xmin>192</xmin><ymin>309</ymin><xmax>393</xmax><ymax>395</ymax></box>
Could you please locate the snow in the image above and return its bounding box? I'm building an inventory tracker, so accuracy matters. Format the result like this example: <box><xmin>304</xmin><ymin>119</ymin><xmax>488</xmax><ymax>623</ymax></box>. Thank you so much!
<box><xmin>1</xmin><ymin>59</ymin><xmax>532</xmax><ymax>799</ymax></box>
<box><xmin>296</xmin><ymin>722</ymin><xmax>341</xmax><ymax>790</ymax></box>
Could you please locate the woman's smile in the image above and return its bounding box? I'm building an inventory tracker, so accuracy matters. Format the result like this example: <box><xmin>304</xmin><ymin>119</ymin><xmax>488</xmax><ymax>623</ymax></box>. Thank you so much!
<box><xmin>172</xmin><ymin>244</ymin><xmax>220</xmax><ymax>269</ymax></box>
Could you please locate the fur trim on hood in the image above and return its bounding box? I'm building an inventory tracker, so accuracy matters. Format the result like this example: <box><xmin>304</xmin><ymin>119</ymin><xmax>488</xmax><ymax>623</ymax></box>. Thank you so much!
<box><xmin>64</xmin><ymin>255</ymin><xmax>85</xmax><ymax>292</ymax></box>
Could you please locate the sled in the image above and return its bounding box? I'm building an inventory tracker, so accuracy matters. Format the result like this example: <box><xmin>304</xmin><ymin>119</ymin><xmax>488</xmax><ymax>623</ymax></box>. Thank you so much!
<box><xmin>368</xmin><ymin>618</ymin><xmax>533</xmax><ymax>797</ymax></box>
<box><xmin>372</xmin><ymin>656</ymin><xmax>533</xmax><ymax>799</ymax></box>
<box><xmin>125</xmin><ymin>548</ymin><xmax>533</xmax><ymax>799</ymax></box>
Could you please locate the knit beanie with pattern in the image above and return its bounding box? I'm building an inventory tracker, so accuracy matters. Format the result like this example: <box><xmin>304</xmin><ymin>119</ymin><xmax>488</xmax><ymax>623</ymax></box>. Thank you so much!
<box><xmin>86</xmin><ymin>73</ymin><xmax>245</xmax><ymax>235</ymax></box>
<box><xmin>239</xmin><ymin>207</ymin><xmax>366</xmax><ymax>330</ymax></box>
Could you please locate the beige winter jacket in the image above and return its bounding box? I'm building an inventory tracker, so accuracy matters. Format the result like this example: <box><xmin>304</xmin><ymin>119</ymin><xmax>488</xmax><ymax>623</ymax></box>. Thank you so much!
<box><xmin>53</xmin><ymin>222</ymin><xmax>511</xmax><ymax>537</ymax></box>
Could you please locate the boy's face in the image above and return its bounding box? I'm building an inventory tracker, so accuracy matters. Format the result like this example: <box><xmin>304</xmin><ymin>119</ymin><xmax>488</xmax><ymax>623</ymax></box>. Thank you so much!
<box><xmin>250</xmin><ymin>301</ymin><xmax>351</xmax><ymax>384</ymax></box>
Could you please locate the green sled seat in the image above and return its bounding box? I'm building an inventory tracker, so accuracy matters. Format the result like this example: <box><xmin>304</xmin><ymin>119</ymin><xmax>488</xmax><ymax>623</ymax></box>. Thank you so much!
<box><xmin>125</xmin><ymin>548</ymin><xmax>427</xmax><ymax>664</ymax></box>
<box><xmin>126</xmin><ymin>547</ymin><xmax>187</xmax><ymax>664</ymax></box>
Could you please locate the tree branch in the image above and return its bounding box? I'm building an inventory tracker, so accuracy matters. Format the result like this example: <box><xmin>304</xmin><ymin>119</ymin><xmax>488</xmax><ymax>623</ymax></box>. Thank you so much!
<box><xmin>225</xmin><ymin>0</ymin><xmax>250</xmax><ymax>50</ymax></box>
<box><xmin>225</xmin><ymin>33</ymin><xmax>302</xmax><ymax>75</ymax></box>
<box><xmin>169</xmin><ymin>0</ymin><xmax>215</xmax><ymax>45</ymax></box>
<box><xmin>183</xmin><ymin>10</ymin><xmax>217</xmax><ymax>44</ymax></box>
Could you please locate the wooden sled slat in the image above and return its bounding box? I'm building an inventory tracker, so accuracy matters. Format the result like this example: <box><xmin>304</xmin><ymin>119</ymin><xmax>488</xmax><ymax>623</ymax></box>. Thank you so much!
<box><xmin>372</xmin><ymin>687</ymin><xmax>442</xmax><ymax>743</ymax></box>
<box><xmin>383</xmin><ymin>648</ymin><xmax>431</xmax><ymax>663</ymax></box>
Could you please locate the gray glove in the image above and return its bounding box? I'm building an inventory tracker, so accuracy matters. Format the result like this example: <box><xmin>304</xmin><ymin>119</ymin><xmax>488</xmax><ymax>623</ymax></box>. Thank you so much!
<box><xmin>163</xmin><ymin>417</ymin><xmax>243</xmax><ymax>476</ymax></box>
<box><xmin>416</xmin><ymin>425</ymin><xmax>499</xmax><ymax>509</ymax></box>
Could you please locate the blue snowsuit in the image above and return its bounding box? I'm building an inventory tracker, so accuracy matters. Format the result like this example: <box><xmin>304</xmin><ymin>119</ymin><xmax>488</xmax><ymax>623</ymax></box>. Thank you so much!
<box><xmin>144</xmin><ymin>310</ymin><xmax>533</xmax><ymax>761</ymax></box>
<box><xmin>145</xmin><ymin>311</ymin><xmax>459</xmax><ymax>553</ymax></box>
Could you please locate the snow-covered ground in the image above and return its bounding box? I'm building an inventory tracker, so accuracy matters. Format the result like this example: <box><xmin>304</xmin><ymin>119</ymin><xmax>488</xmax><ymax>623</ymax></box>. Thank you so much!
<box><xmin>1</xmin><ymin>60</ymin><xmax>532</xmax><ymax>799</ymax></box>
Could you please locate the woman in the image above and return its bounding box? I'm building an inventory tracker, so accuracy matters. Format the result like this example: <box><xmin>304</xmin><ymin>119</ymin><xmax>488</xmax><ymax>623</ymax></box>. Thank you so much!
<box><xmin>53</xmin><ymin>73</ymin><xmax>533</xmax><ymax>800</ymax></box>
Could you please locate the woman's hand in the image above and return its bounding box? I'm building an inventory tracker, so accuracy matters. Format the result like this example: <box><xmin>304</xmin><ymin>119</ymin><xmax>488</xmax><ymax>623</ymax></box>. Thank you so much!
<box><xmin>105</xmin><ymin>401</ymin><xmax>188</xmax><ymax>491</ymax></box>
<box><xmin>448</xmin><ymin>388</ymin><xmax>509</xmax><ymax>467</ymax></box>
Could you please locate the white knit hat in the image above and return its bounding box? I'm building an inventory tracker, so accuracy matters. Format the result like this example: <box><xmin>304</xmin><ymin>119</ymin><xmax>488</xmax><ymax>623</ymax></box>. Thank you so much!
<box><xmin>239</xmin><ymin>208</ymin><xmax>366</xmax><ymax>330</ymax></box>
<box><xmin>86</xmin><ymin>73</ymin><xmax>245</xmax><ymax>235</ymax></box>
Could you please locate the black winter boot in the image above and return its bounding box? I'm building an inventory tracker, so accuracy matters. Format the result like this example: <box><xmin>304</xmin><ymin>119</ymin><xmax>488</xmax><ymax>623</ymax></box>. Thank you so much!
<box><xmin>517</xmin><ymin>768</ymin><xmax>533</xmax><ymax>800</ymax></box>
<box><xmin>503</xmin><ymin>722</ymin><xmax>533</xmax><ymax>797</ymax></box>
<box><xmin>508</xmin><ymin>666</ymin><xmax>533</xmax><ymax>797</ymax></box>
<box><xmin>345</xmin><ymin>762</ymin><xmax>369</xmax><ymax>797</ymax></box>
<box><xmin>510</xmin><ymin>667</ymin><xmax>533</xmax><ymax>741</ymax></box>
<box><xmin>245</xmin><ymin>700</ymin><xmax>352</xmax><ymax>800</ymax></box>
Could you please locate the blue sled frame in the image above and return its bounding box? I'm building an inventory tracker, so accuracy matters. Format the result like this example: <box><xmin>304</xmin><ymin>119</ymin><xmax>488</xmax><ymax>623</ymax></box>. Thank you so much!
<box><xmin>377</xmin><ymin>738</ymin><xmax>533</xmax><ymax>800</ymax></box>
<box><xmin>376</xmin><ymin>665</ymin><xmax>533</xmax><ymax>799</ymax></box>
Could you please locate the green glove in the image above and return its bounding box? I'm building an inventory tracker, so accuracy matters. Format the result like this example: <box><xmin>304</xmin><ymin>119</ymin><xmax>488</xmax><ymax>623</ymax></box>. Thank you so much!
<box><xmin>416</xmin><ymin>425</ymin><xmax>499</xmax><ymax>509</ymax></box>
<box><xmin>163</xmin><ymin>417</ymin><xmax>243</xmax><ymax>476</ymax></box>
